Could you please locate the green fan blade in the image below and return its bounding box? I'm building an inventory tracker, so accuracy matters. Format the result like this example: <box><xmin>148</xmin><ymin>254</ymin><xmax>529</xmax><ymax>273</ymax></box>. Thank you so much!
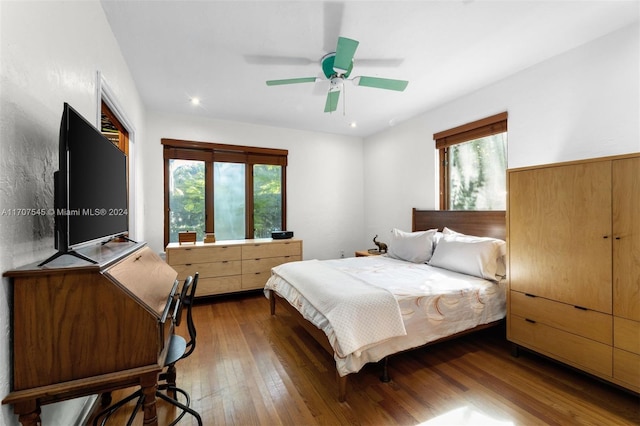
<box><xmin>324</xmin><ymin>90</ymin><xmax>340</xmax><ymax>113</ymax></box>
<box><xmin>266</xmin><ymin>77</ymin><xmax>317</xmax><ymax>86</ymax></box>
<box><xmin>356</xmin><ymin>76</ymin><xmax>408</xmax><ymax>91</ymax></box>
<box><xmin>333</xmin><ymin>37</ymin><xmax>359</xmax><ymax>73</ymax></box>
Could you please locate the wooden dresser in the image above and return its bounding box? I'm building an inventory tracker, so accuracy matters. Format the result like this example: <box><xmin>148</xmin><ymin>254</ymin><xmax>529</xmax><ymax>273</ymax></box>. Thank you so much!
<box><xmin>2</xmin><ymin>242</ymin><xmax>178</xmax><ymax>426</ymax></box>
<box><xmin>165</xmin><ymin>238</ymin><xmax>302</xmax><ymax>297</ymax></box>
<box><xmin>507</xmin><ymin>153</ymin><xmax>639</xmax><ymax>393</ymax></box>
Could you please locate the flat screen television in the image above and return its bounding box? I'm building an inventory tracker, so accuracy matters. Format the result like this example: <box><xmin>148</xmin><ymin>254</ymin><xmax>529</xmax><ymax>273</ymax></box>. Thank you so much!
<box><xmin>40</xmin><ymin>103</ymin><xmax>129</xmax><ymax>266</ymax></box>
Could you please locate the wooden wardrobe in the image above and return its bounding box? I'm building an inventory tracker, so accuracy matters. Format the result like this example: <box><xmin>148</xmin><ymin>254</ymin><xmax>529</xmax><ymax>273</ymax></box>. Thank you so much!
<box><xmin>507</xmin><ymin>153</ymin><xmax>639</xmax><ymax>393</ymax></box>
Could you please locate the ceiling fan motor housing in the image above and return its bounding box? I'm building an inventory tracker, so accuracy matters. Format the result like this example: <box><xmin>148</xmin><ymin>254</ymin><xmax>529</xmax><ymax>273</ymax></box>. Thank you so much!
<box><xmin>321</xmin><ymin>52</ymin><xmax>353</xmax><ymax>79</ymax></box>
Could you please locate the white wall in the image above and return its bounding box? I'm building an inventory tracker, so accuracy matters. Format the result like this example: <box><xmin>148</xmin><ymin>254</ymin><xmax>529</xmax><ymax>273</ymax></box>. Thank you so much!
<box><xmin>144</xmin><ymin>112</ymin><xmax>365</xmax><ymax>260</ymax></box>
<box><xmin>363</xmin><ymin>23</ymin><xmax>640</xmax><ymax>238</ymax></box>
<box><xmin>0</xmin><ymin>1</ymin><xmax>146</xmax><ymax>425</ymax></box>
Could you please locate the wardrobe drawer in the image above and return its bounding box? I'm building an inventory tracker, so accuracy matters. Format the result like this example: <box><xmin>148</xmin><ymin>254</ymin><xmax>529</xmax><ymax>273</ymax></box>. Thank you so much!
<box><xmin>614</xmin><ymin>348</ymin><xmax>640</xmax><ymax>391</ymax></box>
<box><xmin>168</xmin><ymin>245</ymin><xmax>241</xmax><ymax>265</ymax></box>
<box><xmin>510</xmin><ymin>314</ymin><xmax>612</xmax><ymax>377</ymax></box>
<box><xmin>614</xmin><ymin>317</ymin><xmax>640</xmax><ymax>354</ymax></box>
<box><xmin>510</xmin><ymin>291</ymin><xmax>612</xmax><ymax>344</ymax></box>
<box><xmin>242</xmin><ymin>240</ymin><xmax>301</xmax><ymax>259</ymax></box>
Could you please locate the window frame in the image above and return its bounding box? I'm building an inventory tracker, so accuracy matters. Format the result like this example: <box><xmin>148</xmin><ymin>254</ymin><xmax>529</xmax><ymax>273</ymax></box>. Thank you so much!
<box><xmin>162</xmin><ymin>139</ymin><xmax>288</xmax><ymax>247</ymax></box>
<box><xmin>434</xmin><ymin>112</ymin><xmax>508</xmax><ymax>210</ymax></box>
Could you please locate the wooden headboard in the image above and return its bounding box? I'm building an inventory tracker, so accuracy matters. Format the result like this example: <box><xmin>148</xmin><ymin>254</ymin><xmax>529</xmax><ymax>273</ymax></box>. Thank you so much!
<box><xmin>412</xmin><ymin>209</ymin><xmax>506</xmax><ymax>240</ymax></box>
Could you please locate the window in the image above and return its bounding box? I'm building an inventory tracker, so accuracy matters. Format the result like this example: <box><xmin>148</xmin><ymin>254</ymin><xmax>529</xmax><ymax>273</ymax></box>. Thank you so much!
<box><xmin>168</xmin><ymin>159</ymin><xmax>205</xmax><ymax>242</ymax></box>
<box><xmin>434</xmin><ymin>112</ymin><xmax>507</xmax><ymax>210</ymax></box>
<box><xmin>163</xmin><ymin>139</ymin><xmax>287</xmax><ymax>246</ymax></box>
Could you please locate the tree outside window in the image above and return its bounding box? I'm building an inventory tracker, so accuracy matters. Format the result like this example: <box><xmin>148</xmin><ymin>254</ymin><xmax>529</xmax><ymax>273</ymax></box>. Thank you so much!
<box><xmin>435</xmin><ymin>112</ymin><xmax>508</xmax><ymax>210</ymax></box>
<box><xmin>163</xmin><ymin>139</ymin><xmax>287</xmax><ymax>246</ymax></box>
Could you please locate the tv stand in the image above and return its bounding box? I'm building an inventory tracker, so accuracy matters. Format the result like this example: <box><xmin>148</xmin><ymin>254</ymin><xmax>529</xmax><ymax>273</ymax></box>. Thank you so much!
<box><xmin>37</xmin><ymin>248</ymin><xmax>98</xmax><ymax>267</ymax></box>
<box><xmin>101</xmin><ymin>234</ymin><xmax>137</xmax><ymax>246</ymax></box>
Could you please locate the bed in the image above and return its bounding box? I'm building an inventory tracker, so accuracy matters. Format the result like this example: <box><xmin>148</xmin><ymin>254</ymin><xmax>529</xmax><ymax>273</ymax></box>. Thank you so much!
<box><xmin>264</xmin><ymin>209</ymin><xmax>507</xmax><ymax>401</ymax></box>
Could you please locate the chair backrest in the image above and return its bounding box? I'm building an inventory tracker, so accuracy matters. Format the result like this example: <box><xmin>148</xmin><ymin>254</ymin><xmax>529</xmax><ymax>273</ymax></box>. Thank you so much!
<box><xmin>181</xmin><ymin>272</ymin><xmax>198</xmax><ymax>359</ymax></box>
<box><xmin>173</xmin><ymin>275</ymin><xmax>193</xmax><ymax>328</ymax></box>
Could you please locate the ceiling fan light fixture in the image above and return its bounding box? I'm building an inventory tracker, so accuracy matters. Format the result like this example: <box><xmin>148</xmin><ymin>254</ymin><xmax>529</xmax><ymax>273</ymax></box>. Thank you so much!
<box><xmin>329</xmin><ymin>77</ymin><xmax>344</xmax><ymax>92</ymax></box>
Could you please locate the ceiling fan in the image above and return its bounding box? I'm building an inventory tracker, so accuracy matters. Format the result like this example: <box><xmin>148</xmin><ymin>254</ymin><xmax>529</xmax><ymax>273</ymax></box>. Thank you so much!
<box><xmin>266</xmin><ymin>37</ymin><xmax>409</xmax><ymax>113</ymax></box>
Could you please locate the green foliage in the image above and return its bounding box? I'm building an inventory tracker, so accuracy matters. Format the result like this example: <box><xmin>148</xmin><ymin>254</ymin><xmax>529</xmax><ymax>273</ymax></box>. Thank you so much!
<box><xmin>449</xmin><ymin>134</ymin><xmax>507</xmax><ymax>210</ymax></box>
<box><xmin>169</xmin><ymin>161</ymin><xmax>284</xmax><ymax>242</ymax></box>
<box><xmin>253</xmin><ymin>165</ymin><xmax>282</xmax><ymax>238</ymax></box>
<box><xmin>169</xmin><ymin>161</ymin><xmax>205</xmax><ymax>242</ymax></box>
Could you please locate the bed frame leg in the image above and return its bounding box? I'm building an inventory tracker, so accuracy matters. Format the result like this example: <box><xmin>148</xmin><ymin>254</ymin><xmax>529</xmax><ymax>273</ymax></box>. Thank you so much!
<box><xmin>380</xmin><ymin>357</ymin><xmax>391</xmax><ymax>383</ymax></box>
<box><xmin>268</xmin><ymin>290</ymin><xmax>276</xmax><ymax>315</ymax></box>
<box><xmin>336</xmin><ymin>373</ymin><xmax>347</xmax><ymax>402</ymax></box>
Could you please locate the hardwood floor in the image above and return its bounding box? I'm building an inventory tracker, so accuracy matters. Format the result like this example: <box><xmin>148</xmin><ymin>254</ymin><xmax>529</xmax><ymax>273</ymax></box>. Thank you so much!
<box><xmin>88</xmin><ymin>292</ymin><xmax>639</xmax><ymax>425</ymax></box>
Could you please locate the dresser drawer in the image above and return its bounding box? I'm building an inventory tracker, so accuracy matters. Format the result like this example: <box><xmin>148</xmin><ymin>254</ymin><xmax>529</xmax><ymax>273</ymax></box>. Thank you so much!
<box><xmin>613</xmin><ymin>348</ymin><xmax>640</xmax><ymax>391</ymax></box>
<box><xmin>168</xmin><ymin>245</ymin><xmax>241</xmax><ymax>265</ymax></box>
<box><xmin>242</xmin><ymin>271</ymin><xmax>272</xmax><ymax>290</ymax></box>
<box><xmin>510</xmin><ymin>291</ymin><xmax>612</xmax><ymax>344</ymax></box>
<box><xmin>242</xmin><ymin>240</ymin><xmax>301</xmax><ymax>259</ymax></box>
<box><xmin>172</xmin><ymin>260</ymin><xmax>241</xmax><ymax>280</ymax></box>
<box><xmin>510</xmin><ymin>314</ymin><xmax>612</xmax><ymax>377</ymax></box>
<box><xmin>242</xmin><ymin>255</ymin><xmax>300</xmax><ymax>275</ymax></box>
<box><xmin>197</xmin><ymin>276</ymin><xmax>242</xmax><ymax>297</ymax></box>
<box><xmin>614</xmin><ymin>317</ymin><xmax>640</xmax><ymax>354</ymax></box>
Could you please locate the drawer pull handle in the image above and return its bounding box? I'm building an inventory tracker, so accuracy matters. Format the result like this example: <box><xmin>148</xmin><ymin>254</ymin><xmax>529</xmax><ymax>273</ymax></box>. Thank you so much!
<box><xmin>185</xmin><ymin>263</ymin><xmax>192</xmax><ymax>266</ymax></box>
<box><xmin>615</xmin><ymin>236</ymin><xmax>621</xmax><ymax>240</ymax></box>
<box><xmin>525</xmin><ymin>318</ymin><xmax>536</xmax><ymax>324</ymax></box>
<box><xmin>574</xmin><ymin>305</ymin><xmax>588</xmax><ymax>311</ymax></box>
<box><xmin>603</xmin><ymin>235</ymin><xmax>609</xmax><ymax>239</ymax></box>
<box><xmin>254</xmin><ymin>272</ymin><xmax>261</xmax><ymax>275</ymax></box>
<box><xmin>525</xmin><ymin>293</ymin><xmax>537</xmax><ymax>298</ymax></box>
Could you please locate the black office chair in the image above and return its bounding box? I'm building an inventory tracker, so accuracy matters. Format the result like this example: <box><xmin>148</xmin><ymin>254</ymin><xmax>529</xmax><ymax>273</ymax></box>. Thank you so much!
<box><xmin>93</xmin><ymin>273</ymin><xmax>202</xmax><ymax>426</ymax></box>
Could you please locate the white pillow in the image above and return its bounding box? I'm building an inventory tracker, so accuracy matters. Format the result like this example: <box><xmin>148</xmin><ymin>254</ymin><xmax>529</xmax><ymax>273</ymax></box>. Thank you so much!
<box><xmin>443</xmin><ymin>227</ymin><xmax>506</xmax><ymax>256</ymax></box>
<box><xmin>387</xmin><ymin>228</ymin><xmax>437</xmax><ymax>263</ymax></box>
<box><xmin>428</xmin><ymin>235</ymin><xmax>503</xmax><ymax>280</ymax></box>
<box><xmin>442</xmin><ymin>227</ymin><xmax>507</xmax><ymax>277</ymax></box>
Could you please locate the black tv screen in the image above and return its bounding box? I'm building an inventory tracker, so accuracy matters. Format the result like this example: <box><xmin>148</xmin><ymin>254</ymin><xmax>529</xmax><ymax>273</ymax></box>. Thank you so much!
<box><xmin>62</xmin><ymin>103</ymin><xmax>128</xmax><ymax>248</ymax></box>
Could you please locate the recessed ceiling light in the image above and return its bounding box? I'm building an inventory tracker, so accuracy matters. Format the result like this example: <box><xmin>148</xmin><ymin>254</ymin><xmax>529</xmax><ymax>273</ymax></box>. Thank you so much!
<box><xmin>190</xmin><ymin>97</ymin><xmax>200</xmax><ymax>105</ymax></box>
<box><xmin>349</xmin><ymin>122</ymin><xmax>357</xmax><ymax>128</ymax></box>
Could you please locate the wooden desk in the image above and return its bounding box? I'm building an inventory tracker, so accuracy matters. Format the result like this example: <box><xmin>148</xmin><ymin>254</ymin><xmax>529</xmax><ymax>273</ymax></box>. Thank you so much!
<box><xmin>2</xmin><ymin>242</ymin><xmax>178</xmax><ymax>426</ymax></box>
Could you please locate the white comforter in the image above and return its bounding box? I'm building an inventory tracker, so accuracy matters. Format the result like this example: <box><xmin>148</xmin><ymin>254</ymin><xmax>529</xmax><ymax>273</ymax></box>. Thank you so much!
<box><xmin>270</xmin><ymin>259</ymin><xmax>406</xmax><ymax>357</ymax></box>
<box><xmin>265</xmin><ymin>255</ymin><xmax>506</xmax><ymax>376</ymax></box>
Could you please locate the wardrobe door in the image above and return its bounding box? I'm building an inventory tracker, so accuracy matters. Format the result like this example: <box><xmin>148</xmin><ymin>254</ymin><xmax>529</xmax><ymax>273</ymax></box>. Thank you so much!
<box><xmin>509</xmin><ymin>160</ymin><xmax>612</xmax><ymax>312</ymax></box>
<box><xmin>612</xmin><ymin>156</ymin><xmax>640</xmax><ymax>321</ymax></box>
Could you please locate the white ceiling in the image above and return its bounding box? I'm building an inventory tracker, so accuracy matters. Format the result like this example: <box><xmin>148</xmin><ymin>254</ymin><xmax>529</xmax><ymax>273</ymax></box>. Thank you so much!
<box><xmin>100</xmin><ymin>0</ymin><xmax>639</xmax><ymax>137</ymax></box>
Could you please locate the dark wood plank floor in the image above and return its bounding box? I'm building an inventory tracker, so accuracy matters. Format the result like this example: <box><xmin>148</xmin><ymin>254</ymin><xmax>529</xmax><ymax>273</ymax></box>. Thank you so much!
<box><xmin>88</xmin><ymin>292</ymin><xmax>639</xmax><ymax>425</ymax></box>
